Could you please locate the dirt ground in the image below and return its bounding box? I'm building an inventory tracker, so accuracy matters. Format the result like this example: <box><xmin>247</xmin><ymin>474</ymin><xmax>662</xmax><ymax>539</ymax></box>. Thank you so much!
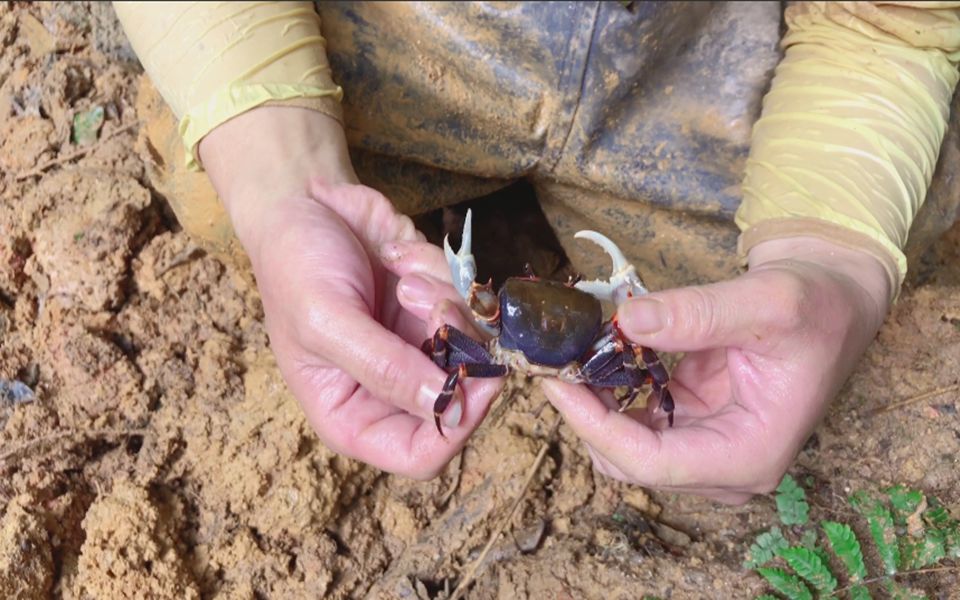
<box><xmin>1</xmin><ymin>4</ymin><xmax>959</xmax><ymax>599</ymax></box>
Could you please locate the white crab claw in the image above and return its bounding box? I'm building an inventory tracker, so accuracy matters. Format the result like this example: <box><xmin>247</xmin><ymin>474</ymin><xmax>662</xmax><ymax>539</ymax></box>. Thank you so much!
<box><xmin>573</xmin><ymin>230</ymin><xmax>648</xmax><ymax>305</ymax></box>
<box><xmin>443</xmin><ymin>209</ymin><xmax>499</xmax><ymax>336</ymax></box>
<box><xmin>444</xmin><ymin>208</ymin><xmax>479</xmax><ymax>302</ymax></box>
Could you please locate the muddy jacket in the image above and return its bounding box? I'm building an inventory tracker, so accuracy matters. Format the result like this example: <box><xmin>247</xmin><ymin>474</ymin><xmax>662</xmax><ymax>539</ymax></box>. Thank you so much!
<box><xmin>118</xmin><ymin>1</ymin><xmax>960</xmax><ymax>289</ymax></box>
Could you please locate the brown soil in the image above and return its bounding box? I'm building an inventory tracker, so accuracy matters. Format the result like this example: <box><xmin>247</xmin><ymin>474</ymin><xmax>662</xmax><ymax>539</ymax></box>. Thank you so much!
<box><xmin>1</xmin><ymin>4</ymin><xmax>959</xmax><ymax>599</ymax></box>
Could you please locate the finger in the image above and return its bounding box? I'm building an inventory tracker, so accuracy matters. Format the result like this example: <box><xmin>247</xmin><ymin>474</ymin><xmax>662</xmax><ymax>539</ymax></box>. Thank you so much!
<box><xmin>426</xmin><ymin>298</ymin><xmax>483</xmax><ymax>342</ymax></box>
<box><xmin>617</xmin><ymin>270</ymin><xmax>805</xmax><ymax>353</ymax></box>
<box><xmin>395</xmin><ymin>273</ymin><xmax>466</xmax><ymax>321</ymax></box>
<box><xmin>584</xmin><ymin>442</ymin><xmax>631</xmax><ymax>481</ymax></box>
<box><xmin>588</xmin><ymin>386</ymin><xmax>621</xmax><ymax>411</ymax></box>
<box><xmin>708</xmin><ymin>491</ymin><xmax>755</xmax><ymax>505</ymax></box>
<box><xmin>636</xmin><ymin>378</ymin><xmax>718</xmax><ymax>426</ymax></box>
<box><xmin>423</xmin><ymin>299</ymin><xmax>502</xmax><ymax>428</ymax></box>
<box><xmin>310</xmin><ymin>181</ymin><xmax>422</xmax><ymax>246</ymax></box>
<box><xmin>346</xmin><ymin>387</ymin><xmax>501</xmax><ymax>479</ymax></box>
<box><xmin>320</xmin><ymin>307</ymin><xmax>464</xmax><ymax>426</ymax></box>
<box><xmin>669</xmin><ymin>350</ymin><xmax>730</xmax><ymax>401</ymax></box>
<box><xmin>541</xmin><ymin>379</ymin><xmax>759</xmax><ymax>490</ymax></box>
<box><xmin>392</xmin><ymin>309</ymin><xmax>431</xmax><ymax>347</ymax></box>
<box><xmin>300</xmin><ymin>372</ymin><xmax>500</xmax><ymax>480</ymax></box>
<box><xmin>380</xmin><ymin>240</ymin><xmax>453</xmax><ymax>284</ymax></box>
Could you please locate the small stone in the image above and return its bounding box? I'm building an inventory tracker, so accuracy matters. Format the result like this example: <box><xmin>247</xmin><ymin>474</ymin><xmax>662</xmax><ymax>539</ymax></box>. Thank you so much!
<box><xmin>651</xmin><ymin>522</ymin><xmax>692</xmax><ymax>548</ymax></box>
<box><xmin>0</xmin><ymin>379</ymin><xmax>34</xmax><ymax>406</ymax></box>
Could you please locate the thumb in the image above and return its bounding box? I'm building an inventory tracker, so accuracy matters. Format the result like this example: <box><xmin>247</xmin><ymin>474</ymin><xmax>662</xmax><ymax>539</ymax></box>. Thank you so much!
<box><xmin>618</xmin><ymin>271</ymin><xmax>802</xmax><ymax>352</ymax></box>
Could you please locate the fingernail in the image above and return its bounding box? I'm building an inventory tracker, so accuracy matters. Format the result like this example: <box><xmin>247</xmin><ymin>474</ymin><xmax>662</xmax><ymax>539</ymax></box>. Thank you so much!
<box><xmin>420</xmin><ymin>381</ymin><xmax>462</xmax><ymax>414</ymax></box>
<box><xmin>398</xmin><ymin>274</ymin><xmax>435</xmax><ymax>305</ymax></box>
<box><xmin>442</xmin><ymin>398</ymin><xmax>463</xmax><ymax>429</ymax></box>
<box><xmin>620</xmin><ymin>298</ymin><xmax>666</xmax><ymax>335</ymax></box>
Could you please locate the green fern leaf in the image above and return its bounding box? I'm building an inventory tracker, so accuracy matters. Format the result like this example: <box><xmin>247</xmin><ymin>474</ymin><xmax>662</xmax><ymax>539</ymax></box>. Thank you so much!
<box><xmin>776</xmin><ymin>475</ymin><xmax>810</xmax><ymax>526</ymax></box>
<box><xmin>823</xmin><ymin>521</ymin><xmax>868</xmax><ymax>583</ymax></box>
<box><xmin>850</xmin><ymin>491</ymin><xmax>900</xmax><ymax>575</ymax></box>
<box><xmin>744</xmin><ymin>526</ymin><xmax>790</xmax><ymax>569</ymax></box>
<box><xmin>886</xmin><ymin>485</ymin><xmax>923</xmax><ymax>527</ymax></box>
<box><xmin>922</xmin><ymin>501</ymin><xmax>960</xmax><ymax>558</ymax></box>
<box><xmin>899</xmin><ymin>528</ymin><xmax>946</xmax><ymax>570</ymax></box>
<box><xmin>799</xmin><ymin>530</ymin><xmax>832</xmax><ymax>568</ymax></box>
<box><xmin>756</xmin><ymin>567</ymin><xmax>814</xmax><ymax>600</ymax></box>
<box><xmin>921</xmin><ymin>503</ymin><xmax>951</xmax><ymax>528</ymax></box>
<box><xmin>945</xmin><ymin>525</ymin><xmax>960</xmax><ymax>558</ymax></box>
<box><xmin>777</xmin><ymin>546</ymin><xmax>837</xmax><ymax>594</ymax></box>
<box><xmin>849</xmin><ymin>585</ymin><xmax>873</xmax><ymax>600</ymax></box>
<box><xmin>755</xmin><ymin>596</ymin><xmax>779</xmax><ymax>600</ymax></box>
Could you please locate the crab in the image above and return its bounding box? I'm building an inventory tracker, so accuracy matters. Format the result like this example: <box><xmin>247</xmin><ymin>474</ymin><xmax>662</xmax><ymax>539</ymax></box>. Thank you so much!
<box><xmin>422</xmin><ymin>209</ymin><xmax>674</xmax><ymax>437</ymax></box>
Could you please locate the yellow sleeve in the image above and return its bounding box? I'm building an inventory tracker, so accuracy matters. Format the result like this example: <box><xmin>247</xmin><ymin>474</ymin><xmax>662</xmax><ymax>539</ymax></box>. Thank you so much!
<box><xmin>113</xmin><ymin>1</ymin><xmax>343</xmax><ymax>170</ymax></box>
<box><xmin>735</xmin><ymin>1</ymin><xmax>960</xmax><ymax>299</ymax></box>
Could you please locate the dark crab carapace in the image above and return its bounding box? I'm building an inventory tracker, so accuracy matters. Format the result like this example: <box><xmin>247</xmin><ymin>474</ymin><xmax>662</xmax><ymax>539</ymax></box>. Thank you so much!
<box><xmin>422</xmin><ymin>210</ymin><xmax>674</xmax><ymax>437</ymax></box>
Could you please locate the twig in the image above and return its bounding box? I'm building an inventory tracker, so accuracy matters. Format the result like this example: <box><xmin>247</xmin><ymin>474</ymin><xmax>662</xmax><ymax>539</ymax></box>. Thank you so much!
<box><xmin>831</xmin><ymin>565</ymin><xmax>960</xmax><ymax>596</ymax></box>
<box><xmin>436</xmin><ymin>450</ymin><xmax>464</xmax><ymax>508</ymax></box>
<box><xmin>449</xmin><ymin>415</ymin><xmax>561</xmax><ymax>600</ymax></box>
<box><xmin>157</xmin><ymin>243</ymin><xmax>203</xmax><ymax>276</ymax></box>
<box><xmin>870</xmin><ymin>383</ymin><xmax>960</xmax><ymax>416</ymax></box>
<box><xmin>0</xmin><ymin>428</ymin><xmax>148</xmax><ymax>463</ymax></box>
<box><xmin>14</xmin><ymin>121</ymin><xmax>140</xmax><ymax>181</ymax></box>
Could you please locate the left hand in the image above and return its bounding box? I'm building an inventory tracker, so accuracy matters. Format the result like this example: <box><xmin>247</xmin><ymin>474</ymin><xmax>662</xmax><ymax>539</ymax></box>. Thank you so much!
<box><xmin>541</xmin><ymin>237</ymin><xmax>891</xmax><ymax>504</ymax></box>
<box><xmin>199</xmin><ymin>107</ymin><xmax>503</xmax><ymax>478</ymax></box>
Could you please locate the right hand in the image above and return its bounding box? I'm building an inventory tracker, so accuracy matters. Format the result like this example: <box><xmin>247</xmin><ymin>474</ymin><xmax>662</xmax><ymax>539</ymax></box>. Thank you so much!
<box><xmin>200</xmin><ymin>108</ymin><xmax>504</xmax><ymax>478</ymax></box>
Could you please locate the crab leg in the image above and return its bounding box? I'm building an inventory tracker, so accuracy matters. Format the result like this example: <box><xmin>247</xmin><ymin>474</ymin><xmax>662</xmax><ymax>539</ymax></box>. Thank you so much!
<box><xmin>579</xmin><ymin>338</ymin><xmax>648</xmax><ymax>407</ymax></box>
<box><xmin>573</xmin><ymin>231</ymin><xmax>649</xmax><ymax>306</ymax></box>
<box><xmin>612</xmin><ymin>344</ymin><xmax>650</xmax><ymax>412</ymax></box>
<box><xmin>423</xmin><ymin>324</ymin><xmax>491</xmax><ymax>368</ymax></box>
<box><xmin>640</xmin><ymin>347</ymin><xmax>674</xmax><ymax>426</ymax></box>
<box><xmin>423</xmin><ymin>324</ymin><xmax>508</xmax><ymax>437</ymax></box>
<box><xmin>577</xmin><ymin>327</ymin><xmax>675</xmax><ymax>425</ymax></box>
<box><xmin>432</xmin><ymin>362</ymin><xmax>508</xmax><ymax>437</ymax></box>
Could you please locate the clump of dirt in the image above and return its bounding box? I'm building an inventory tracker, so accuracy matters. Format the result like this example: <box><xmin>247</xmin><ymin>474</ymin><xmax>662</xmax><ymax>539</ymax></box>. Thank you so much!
<box><xmin>0</xmin><ymin>495</ymin><xmax>53</xmax><ymax>599</ymax></box>
<box><xmin>0</xmin><ymin>115</ymin><xmax>55</xmax><ymax>173</ymax></box>
<box><xmin>69</xmin><ymin>480</ymin><xmax>200</xmax><ymax>599</ymax></box>
<box><xmin>1</xmin><ymin>3</ymin><xmax>958</xmax><ymax>599</ymax></box>
<box><xmin>26</xmin><ymin>169</ymin><xmax>155</xmax><ymax>312</ymax></box>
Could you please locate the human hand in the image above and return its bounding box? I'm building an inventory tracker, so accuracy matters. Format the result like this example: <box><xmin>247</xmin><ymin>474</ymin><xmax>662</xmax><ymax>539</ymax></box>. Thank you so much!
<box><xmin>200</xmin><ymin>108</ymin><xmax>503</xmax><ymax>478</ymax></box>
<box><xmin>542</xmin><ymin>237</ymin><xmax>891</xmax><ymax>503</ymax></box>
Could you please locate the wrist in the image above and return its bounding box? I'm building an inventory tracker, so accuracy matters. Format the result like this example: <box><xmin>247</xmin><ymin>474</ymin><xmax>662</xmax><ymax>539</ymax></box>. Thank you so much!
<box><xmin>747</xmin><ymin>236</ymin><xmax>892</xmax><ymax>327</ymax></box>
<box><xmin>198</xmin><ymin>106</ymin><xmax>358</xmax><ymax>250</ymax></box>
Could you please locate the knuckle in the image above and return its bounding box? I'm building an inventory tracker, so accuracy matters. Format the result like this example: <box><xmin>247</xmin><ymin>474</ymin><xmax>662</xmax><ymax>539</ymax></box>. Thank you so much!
<box><xmin>406</xmin><ymin>464</ymin><xmax>443</xmax><ymax>481</ymax></box>
<box><xmin>293</xmin><ymin>299</ymin><xmax>328</xmax><ymax>346</ymax></box>
<box><xmin>721</xmin><ymin>492</ymin><xmax>756</xmax><ymax>506</ymax></box>
<box><xmin>760</xmin><ymin>270</ymin><xmax>810</xmax><ymax>332</ymax></box>
<box><xmin>751</xmin><ymin>459</ymin><xmax>795</xmax><ymax>495</ymax></box>
<box><xmin>430</xmin><ymin>300</ymin><xmax>470</xmax><ymax>334</ymax></box>
<box><xmin>754</xmin><ymin>477</ymin><xmax>781</xmax><ymax>496</ymax></box>
<box><xmin>368</xmin><ymin>356</ymin><xmax>411</xmax><ymax>402</ymax></box>
<box><xmin>680</xmin><ymin>286</ymin><xmax>725</xmax><ymax>340</ymax></box>
<box><xmin>401</xmin><ymin>457</ymin><xmax>445</xmax><ymax>481</ymax></box>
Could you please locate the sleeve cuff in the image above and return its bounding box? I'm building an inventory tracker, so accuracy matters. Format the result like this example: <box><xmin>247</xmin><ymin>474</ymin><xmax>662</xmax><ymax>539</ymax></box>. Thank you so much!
<box><xmin>737</xmin><ymin>217</ymin><xmax>904</xmax><ymax>303</ymax></box>
<box><xmin>179</xmin><ymin>82</ymin><xmax>344</xmax><ymax>171</ymax></box>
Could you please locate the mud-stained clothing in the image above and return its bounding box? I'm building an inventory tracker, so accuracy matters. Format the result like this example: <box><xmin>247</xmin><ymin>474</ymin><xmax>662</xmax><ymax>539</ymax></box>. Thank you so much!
<box><xmin>317</xmin><ymin>1</ymin><xmax>960</xmax><ymax>287</ymax></box>
<box><xmin>116</xmin><ymin>1</ymin><xmax>960</xmax><ymax>288</ymax></box>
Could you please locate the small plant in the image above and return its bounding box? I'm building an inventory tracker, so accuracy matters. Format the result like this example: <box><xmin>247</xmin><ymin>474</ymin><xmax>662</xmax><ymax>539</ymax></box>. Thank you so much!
<box><xmin>72</xmin><ymin>105</ymin><xmax>105</xmax><ymax>146</ymax></box>
<box><xmin>744</xmin><ymin>474</ymin><xmax>960</xmax><ymax>599</ymax></box>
